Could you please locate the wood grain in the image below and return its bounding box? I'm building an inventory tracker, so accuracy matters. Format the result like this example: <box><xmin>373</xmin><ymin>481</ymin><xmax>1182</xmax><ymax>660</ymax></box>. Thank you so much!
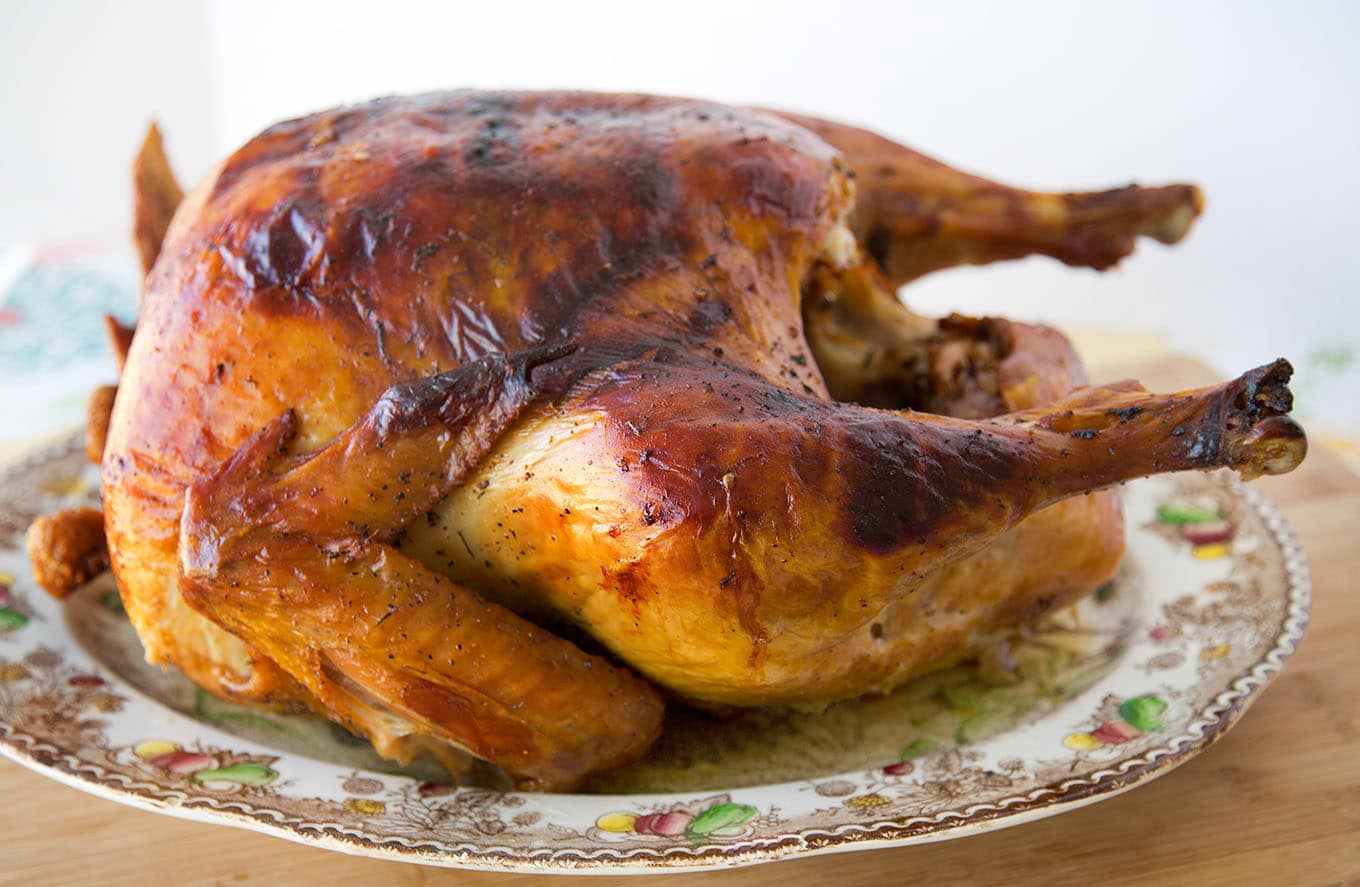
<box><xmin>2</xmin><ymin>357</ymin><xmax>1357</xmax><ymax>887</ymax></box>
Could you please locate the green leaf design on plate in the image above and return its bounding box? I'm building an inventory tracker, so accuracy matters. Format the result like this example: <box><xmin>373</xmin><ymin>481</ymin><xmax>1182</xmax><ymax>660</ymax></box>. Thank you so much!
<box><xmin>213</xmin><ymin>711</ymin><xmax>291</xmax><ymax>734</ymax></box>
<box><xmin>194</xmin><ymin>688</ymin><xmax>296</xmax><ymax>736</ymax></box>
<box><xmin>954</xmin><ymin>709</ymin><xmax>1014</xmax><ymax>745</ymax></box>
<box><xmin>190</xmin><ymin>763</ymin><xmax>279</xmax><ymax>786</ymax></box>
<box><xmin>940</xmin><ymin>683</ymin><xmax>981</xmax><ymax>714</ymax></box>
<box><xmin>0</xmin><ymin>608</ymin><xmax>29</xmax><ymax>630</ymax></box>
<box><xmin>1053</xmin><ymin>656</ymin><xmax>1123</xmax><ymax>700</ymax></box>
<box><xmin>1155</xmin><ymin>504</ymin><xmax>1220</xmax><ymax>525</ymax></box>
<box><xmin>99</xmin><ymin>591</ymin><xmax>125</xmax><ymax>615</ymax></box>
<box><xmin>1119</xmin><ymin>694</ymin><xmax>1168</xmax><ymax>731</ymax></box>
<box><xmin>685</xmin><ymin>802</ymin><xmax>757</xmax><ymax>838</ymax></box>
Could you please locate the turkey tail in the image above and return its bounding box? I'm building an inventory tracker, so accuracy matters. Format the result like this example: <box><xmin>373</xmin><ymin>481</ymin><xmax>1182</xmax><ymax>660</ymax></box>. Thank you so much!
<box><xmin>133</xmin><ymin>122</ymin><xmax>184</xmax><ymax>277</ymax></box>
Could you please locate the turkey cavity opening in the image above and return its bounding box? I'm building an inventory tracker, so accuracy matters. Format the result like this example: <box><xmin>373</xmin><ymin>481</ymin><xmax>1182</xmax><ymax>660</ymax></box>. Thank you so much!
<box><xmin>801</xmin><ymin>226</ymin><xmax>1011</xmax><ymax>418</ymax></box>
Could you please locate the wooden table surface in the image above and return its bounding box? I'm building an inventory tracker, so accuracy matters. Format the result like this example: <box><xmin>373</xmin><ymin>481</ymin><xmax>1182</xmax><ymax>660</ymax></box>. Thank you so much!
<box><xmin>2</xmin><ymin>357</ymin><xmax>1357</xmax><ymax>886</ymax></box>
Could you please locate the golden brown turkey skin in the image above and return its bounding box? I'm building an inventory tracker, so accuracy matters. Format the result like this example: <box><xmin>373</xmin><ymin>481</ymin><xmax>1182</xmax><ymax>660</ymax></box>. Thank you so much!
<box><xmin>102</xmin><ymin>91</ymin><xmax>1302</xmax><ymax>788</ymax></box>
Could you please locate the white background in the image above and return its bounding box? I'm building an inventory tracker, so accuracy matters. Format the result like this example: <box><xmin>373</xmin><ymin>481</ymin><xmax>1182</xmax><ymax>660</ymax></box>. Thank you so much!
<box><xmin>3</xmin><ymin>1</ymin><xmax>1357</xmax><ymax>418</ymax></box>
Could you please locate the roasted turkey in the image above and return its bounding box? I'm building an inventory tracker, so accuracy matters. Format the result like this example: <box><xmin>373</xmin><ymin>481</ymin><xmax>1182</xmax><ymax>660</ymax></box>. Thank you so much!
<box><xmin>32</xmin><ymin>91</ymin><xmax>1306</xmax><ymax>790</ymax></box>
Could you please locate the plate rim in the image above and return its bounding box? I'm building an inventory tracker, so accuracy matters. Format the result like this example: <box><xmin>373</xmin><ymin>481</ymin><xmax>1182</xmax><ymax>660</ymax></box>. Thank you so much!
<box><xmin>0</xmin><ymin>433</ymin><xmax>1312</xmax><ymax>874</ymax></box>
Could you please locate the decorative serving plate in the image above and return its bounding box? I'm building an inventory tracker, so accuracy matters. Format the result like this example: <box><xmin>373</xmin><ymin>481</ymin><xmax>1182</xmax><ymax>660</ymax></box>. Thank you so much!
<box><xmin>0</xmin><ymin>435</ymin><xmax>1308</xmax><ymax>873</ymax></box>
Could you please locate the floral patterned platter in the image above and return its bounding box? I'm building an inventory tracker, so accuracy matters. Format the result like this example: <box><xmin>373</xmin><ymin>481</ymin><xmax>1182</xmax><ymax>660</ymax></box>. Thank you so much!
<box><xmin>0</xmin><ymin>435</ymin><xmax>1308</xmax><ymax>874</ymax></box>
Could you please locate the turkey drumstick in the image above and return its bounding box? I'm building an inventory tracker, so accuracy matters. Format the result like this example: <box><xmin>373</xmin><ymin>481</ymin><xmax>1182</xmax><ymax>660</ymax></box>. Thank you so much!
<box><xmin>779</xmin><ymin>111</ymin><xmax>1204</xmax><ymax>287</ymax></box>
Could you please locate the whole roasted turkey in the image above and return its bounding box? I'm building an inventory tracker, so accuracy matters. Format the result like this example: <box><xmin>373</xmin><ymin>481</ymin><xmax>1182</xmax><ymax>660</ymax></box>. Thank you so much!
<box><xmin>35</xmin><ymin>92</ymin><xmax>1307</xmax><ymax>790</ymax></box>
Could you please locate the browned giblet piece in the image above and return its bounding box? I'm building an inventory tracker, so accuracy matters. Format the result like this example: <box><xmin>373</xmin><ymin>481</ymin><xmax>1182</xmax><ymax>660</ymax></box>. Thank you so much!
<box><xmin>27</xmin><ymin>508</ymin><xmax>109</xmax><ymax>598</ymax></box>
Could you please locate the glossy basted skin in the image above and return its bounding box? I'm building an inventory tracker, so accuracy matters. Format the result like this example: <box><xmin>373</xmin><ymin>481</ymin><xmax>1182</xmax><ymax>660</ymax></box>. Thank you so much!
<box><xmin>102</xmin><ymin>92</ymin><xmax>1304</xmax><ymax>789</ymax></box>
